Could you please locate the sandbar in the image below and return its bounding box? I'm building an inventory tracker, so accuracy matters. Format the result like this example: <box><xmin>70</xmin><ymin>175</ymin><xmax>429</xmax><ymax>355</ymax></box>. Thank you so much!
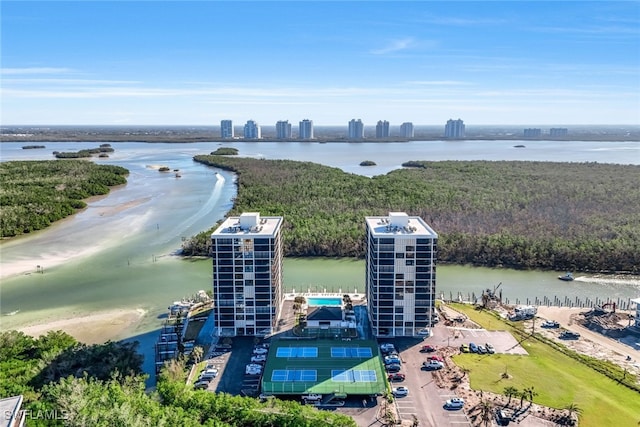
<box><xmin>17</xmin><ymin>308</ymin><xmax>147</xmax><ymax>344</ymax></box>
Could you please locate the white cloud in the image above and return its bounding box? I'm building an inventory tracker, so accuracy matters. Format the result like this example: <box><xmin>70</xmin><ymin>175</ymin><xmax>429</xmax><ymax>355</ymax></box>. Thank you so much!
<box><xmin>405</xmin><ymin>80</ymin><xmax>472</xmax><ymax>86</ymax></box>
<box><xmin>370</xmin><ymin>38</ymin><xmax>416</xmax><ymax>55</ymax></box>
<box><xmin>1</xmin><ymin>67</ymin><xmax>74</xmax><ymax>75</ymax></box>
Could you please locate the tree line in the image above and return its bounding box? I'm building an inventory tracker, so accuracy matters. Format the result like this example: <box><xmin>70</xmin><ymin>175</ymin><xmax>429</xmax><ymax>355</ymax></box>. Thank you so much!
<box><xmin>185</xmin><ymin>156</ymin><xmax>640</xmax><ymax>273</ymax></box>
<box><xmin>0</xmin><ymin>330</ymin><xmax>355</xmax><ymax>426</ymax></box>
<box><xmin>0</xmin><ymin>160</ymin><xmax>128</xmax><ymax>238</ymax></box>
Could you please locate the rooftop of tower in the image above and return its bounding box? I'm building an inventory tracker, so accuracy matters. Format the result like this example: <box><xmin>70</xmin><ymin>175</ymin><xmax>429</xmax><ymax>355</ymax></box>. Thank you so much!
<box><xmin>365</xmin><ymin>212</ymin><xmax>437</xmax><ymax>238</ymax></box>
<box><xmin>212</xmin><ymin>212</ymin><xmax>282</xmax><ymax>237</ymax></box>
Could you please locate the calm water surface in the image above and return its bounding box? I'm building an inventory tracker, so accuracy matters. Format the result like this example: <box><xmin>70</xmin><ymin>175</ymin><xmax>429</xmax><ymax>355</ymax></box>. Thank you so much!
<box><xmin>1</xmin><ymin>140</ymin><xmax>639</xmax><ymax>337</ymax></box>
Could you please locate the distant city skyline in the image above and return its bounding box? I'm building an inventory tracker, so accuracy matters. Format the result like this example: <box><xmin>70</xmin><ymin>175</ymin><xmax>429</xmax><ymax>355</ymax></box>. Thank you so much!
<box><xmin>1</xmin><ymin>2</ymin><xmax>639</xmax><ymax>126</ymax></box>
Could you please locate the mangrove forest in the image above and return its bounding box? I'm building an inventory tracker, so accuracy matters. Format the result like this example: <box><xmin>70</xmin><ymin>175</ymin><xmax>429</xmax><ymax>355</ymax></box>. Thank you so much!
<box><xmin>0</xmin><ymin>160</ymin><xmax>128</xmax><ymax>238</ymax></box>
<box><xmin>186</xmin><ymin>156</ymin><xmax>640</xmax><ymax>273</ymax></box>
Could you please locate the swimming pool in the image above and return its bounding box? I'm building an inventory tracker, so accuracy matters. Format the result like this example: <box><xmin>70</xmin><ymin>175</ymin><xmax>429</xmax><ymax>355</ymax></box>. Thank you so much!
<box><xmin>307</xmin><ymin>297</ymin><xmax>343</xmax><ymax>307</ymax></box>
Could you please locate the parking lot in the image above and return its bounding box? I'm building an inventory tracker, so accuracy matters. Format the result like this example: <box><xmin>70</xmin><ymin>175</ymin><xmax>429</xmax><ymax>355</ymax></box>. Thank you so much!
<box><xmin>381</xmin><ymin>336</ymin><xmax>472</xmax><ymax>427</ymax></box>
<box><xmin>195</xmin><ymin>337</ymin><xmax>261</xmax><ymax>396</ymax></box>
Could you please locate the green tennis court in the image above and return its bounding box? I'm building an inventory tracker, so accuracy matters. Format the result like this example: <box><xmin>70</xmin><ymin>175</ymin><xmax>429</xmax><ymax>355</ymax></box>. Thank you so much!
<box><xmin>261</xmin><ymin>339</ymin><xmax>387</xmax><ymax>396</ymax></box>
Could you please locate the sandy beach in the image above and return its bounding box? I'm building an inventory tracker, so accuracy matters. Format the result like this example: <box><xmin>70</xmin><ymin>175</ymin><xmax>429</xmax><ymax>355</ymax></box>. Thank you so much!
<box><xmin>0</xmin><ymin>195</ymin><xmax>153</xmax><ymax>281</ymax></box>
<box><xmin>17</xmin><ymin>308</ymin><xmax>147</xmax><ymax>344</ymax></box>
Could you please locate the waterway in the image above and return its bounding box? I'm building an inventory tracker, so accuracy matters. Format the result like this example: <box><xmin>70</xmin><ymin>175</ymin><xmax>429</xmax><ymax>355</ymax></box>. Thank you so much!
<box><xmin>1</xmin><ymin>140</ymin><xmax>639</xmax><ymax>374</ymax></box>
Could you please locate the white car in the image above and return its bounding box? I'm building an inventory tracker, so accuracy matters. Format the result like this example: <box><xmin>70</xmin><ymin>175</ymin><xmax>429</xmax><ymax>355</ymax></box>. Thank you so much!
<box><xmin>422</xmin><ymin>360</ymin><xmax>444</xmax><ymax>370</ymax></box>
<box><xmin>417</xmin><ymin>328</ymin><xmax>431</xmax><ymax>336</ymax></box>
<box><xmin>199</xmin><ymin>368</ymin><xmax>218</xmax><ymax>379</ymax></box>
<box><xmin>392</xmin><ymin>386</ymin><xmax>409</xmax><ymax>397</ymax></box>
<box><xmin>251</xmin><ymin>355</ymin><xmax>266</xmax><ymax>363</ymax></box>
<box><xmin>253</xmin><ymin>347</ymin><xmax>268</xmax><ymax>355</ymax></box>
<box><xmin>245</xmin><ymin>366</ymin><xmax>262</xmax><ymax>375</ymax></box>
<box><xmin>444</xmin><ymin>398</ymin><xmax>465</xmax><ymax>409</ymax></box>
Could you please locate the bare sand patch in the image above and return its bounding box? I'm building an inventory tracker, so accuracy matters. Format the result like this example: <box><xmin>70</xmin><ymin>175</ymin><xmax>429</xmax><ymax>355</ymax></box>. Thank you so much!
<box><xmin>17</xmin><ymin>308</ymin><xmax>147</xmax><ymax>344</ymax></box>
<box><xmin>95</xmin><ymin>196</ymin><xmax>152</xmax><ymax>217</ymax></box>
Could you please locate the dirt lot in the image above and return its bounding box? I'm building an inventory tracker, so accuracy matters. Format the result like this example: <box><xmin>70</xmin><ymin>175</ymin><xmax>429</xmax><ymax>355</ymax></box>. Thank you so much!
<box><xmin>533</xmin><ymin>307</ymin><xmax>640</xmax><ymax>373</ymax></box>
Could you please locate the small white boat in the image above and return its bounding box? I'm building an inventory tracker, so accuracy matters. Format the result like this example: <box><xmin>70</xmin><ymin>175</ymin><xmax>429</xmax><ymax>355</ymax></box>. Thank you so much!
<box><xmin>558</xmin><ymin>272</ymin><xmax>574</xmax><ymax>281</ymax></box>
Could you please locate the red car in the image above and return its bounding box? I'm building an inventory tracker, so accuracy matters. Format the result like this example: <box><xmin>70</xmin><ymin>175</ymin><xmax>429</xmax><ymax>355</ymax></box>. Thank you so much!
<box><xmin>420</xmin><ymin>345</ymin><xmax>436</xmax><ymax>353</ymax></box>
<box><xmin>388</xmin><ymin>373</ymin><xmax>406</xmax><ymax>382</ymax></box>
<box><xmin>427</xmin><ymin>355</ymin><xmax>444</xmax><ymax>362</ymax></box>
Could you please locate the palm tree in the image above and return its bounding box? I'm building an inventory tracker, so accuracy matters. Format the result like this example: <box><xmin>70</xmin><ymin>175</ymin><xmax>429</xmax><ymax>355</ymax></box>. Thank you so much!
<box><xmin>503</xmin><ymin>386</ymin><xmax>518</xmax><ymax>406</ymax></box>
<box><xmin>525</xmin><ymin>386</ymin><xmax>538</xmax><ymax>407</ymax></box>
<box><xmin>191</xmin><ymin>346</ymin><xmax>204</xmax><ymax>365</ymax></box>
<box><xmin>479</xmin><ymin>400</ymin><xmax>494</xmax><ymax>426</ymax></box>
<box><xmin>564</xmin><ymin>403</ymin><xmax>582</xmax><ymax>425</ymax></box>
<box><xmin>518</xmin><ymin>390</ymin><xmax>528</xmax><ymax>408</ymax></box>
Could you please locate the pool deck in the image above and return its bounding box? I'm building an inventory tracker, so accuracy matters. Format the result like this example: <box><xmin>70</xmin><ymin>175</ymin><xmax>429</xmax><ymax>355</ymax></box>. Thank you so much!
<box><xmin>284</xmin><ymin>292</ymin><xmax>366</xmax><ymax>302</ymax></box>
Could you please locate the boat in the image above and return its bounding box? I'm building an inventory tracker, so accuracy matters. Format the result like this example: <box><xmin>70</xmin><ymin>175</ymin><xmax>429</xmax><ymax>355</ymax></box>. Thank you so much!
<box><xmin>558</xmin><ymin>272</ymin><xmax>574</xmax><ymax>281</ymax></box>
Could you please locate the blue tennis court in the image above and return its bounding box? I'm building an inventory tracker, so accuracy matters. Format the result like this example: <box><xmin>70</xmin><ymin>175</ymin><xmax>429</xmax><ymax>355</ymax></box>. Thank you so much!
<box><xmin>276</xmin><ymin>347</ymin><xmax>318</xmax><ymax>358</ymax></box>
<box><xmin>331</xmin><ymin>369</ymin><xmax>377</xmax><ymax>382</ymax></box>
<box><xmin>271</xmin><ymin>369</ymin><xmax>317</xmax><ymax>382</ymax></box>
<box><xmin>330</xmin><ymin>347</ymin><xmax>373</xmax><ymax>358</ymax></box>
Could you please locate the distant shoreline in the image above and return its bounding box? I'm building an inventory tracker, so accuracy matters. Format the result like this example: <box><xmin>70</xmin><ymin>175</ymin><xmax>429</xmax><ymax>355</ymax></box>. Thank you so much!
<box><xmin>2</xmin><ymin>135</ymin><xmax>638</xmax><ymax>143</ymax></box>
<box><xmin>2</xmin><ymin>125</ymin><xmax>638</xmax><ymax>144</ymax></box>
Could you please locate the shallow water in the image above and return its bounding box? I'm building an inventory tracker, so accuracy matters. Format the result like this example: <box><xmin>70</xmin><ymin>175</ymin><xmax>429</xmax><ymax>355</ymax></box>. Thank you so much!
<box><xmin>1</xmin><ymin>140</ymin><xmax>639</xmax><ymax>338</ymax></box>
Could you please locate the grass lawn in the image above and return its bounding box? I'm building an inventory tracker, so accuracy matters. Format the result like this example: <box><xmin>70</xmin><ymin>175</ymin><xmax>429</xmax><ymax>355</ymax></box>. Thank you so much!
<box><xmin>448</xmin><ymin>303</ymin><xmax>640</xmax><ymax>427</ymax></box>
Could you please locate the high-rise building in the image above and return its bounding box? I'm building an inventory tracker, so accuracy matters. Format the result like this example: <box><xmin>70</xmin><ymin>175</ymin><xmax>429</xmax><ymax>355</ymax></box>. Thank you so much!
<box><xmin>523</xmin><ymin>128</ymin><xmax>541</xmax><ymax>138</ymax></box>
<box><xmin>211</xmin><ymin>212</ymin><xmax>283</xmax><ymax>337</ymax></box>
<box><xmin>244</xmin><ymin>120</ymin><xmax>261</xmax><ymax>139</ymax></box>
<box><xmin>444</xmin><ymin>119</ymin><xmax>465</xmax><ymax>139</ymax></box>
<box><xmin>276</xmin><ymin>120</ymin><xmax>292</xmax><ymax>139</ymax></box>
<box><xmin>365</xmin><ymin>212</ymin><xmax>438</xmax><ymax>338</ymax></box>
<box><xmin>348</xmin><ymin>119</ymin><xmax>364</xmax><ymax>139</ymax></box>
<box><xmin>400</xmin><ymin>122</ymin><xmax>414</xmax><ymax>138</ymax></box>
<box><xmin>299</xmin><ymin>119</ymin><xmax>314</xmax><ymax>140</ymax></box>
<box><xmin>550</xmin><ymin>128</ymin><xmax>568</xmax><ymax>137</ymax></box>
<box><xmin>220</xmin><ymin>120</ymin><xmax>234</xmax><ymax>139</ymax></box>
<box><xmin>376</xmin><ymin>120</ymin><xmax>390</xmax><ymax>138</ymax></box>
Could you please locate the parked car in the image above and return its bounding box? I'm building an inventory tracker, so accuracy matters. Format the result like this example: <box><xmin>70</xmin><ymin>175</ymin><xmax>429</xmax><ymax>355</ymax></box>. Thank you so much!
<box><xmin>459</xmin><ymin>343</ymin><xmax>469</xmax><ymax>353</ymax></box>
<box><xmin>485</xmin><ymin>343</ymin><xmax>495</xmax><ymax>354</ymax></box>
<box><xmin>417</xmin><ymin>328</ymin><xmax>431</xmax><ymax>336</ymax></box>
<box><xmin>392</xmin><ymin>386</ymin><xmax>409</xmax><ymax>397</ymax></box>
<box><xmin>477</xmin><ymin>345</ymin><xmax>487</xmax><ymax>354</ymax></box>
<box><xmin>246</xmin><ymin>366</ymin><xmax>262</xmax><ymax>375</ymax></box>
<box><xmin>194</xmin><ymin>380</ymin><xmax>210</xmax><ymax>390</ymax></box>
<box><xmin>560</xmin><ymin>331</ymin><xmax>580</xmax><ymax>339</ymax></box>
<box><xmin>496</xmin><ymin>409</ymin><xmax>511</xmax><ymax>425</ymax></box>
<box><xmin>420</xmin><ymin>345</ymin><xmax>436</xmax><ymax>353</ymax></box>
<box><xmin>253</xmin><ymin>347</ymin><xmax>268</xmax><ymax>355</ymax></box>
<box><xmin>246</xmin><ymin>363</ymin><xmax>263</xmax><ymax>375</ymax></box>
<box><xmin>427</xmin><ymin>355</ymin><xmax>444</xmax><ymax>362</ymax></box>
<box><xmin>469</xmin><ymin>342</ymin><xmax>479</xmax><ymax>353</ymax></box>
<box><xmin>380</xmin><ymin>343</ymin><xmax>396</xmax><ymax>354</ymax></box>
<box><xmin>199</xmin><ymin>368</ymin><xmax>218</xmax><ymax>379</ymax></box>
<box><xmin>196</xmin><ymin>376</ymin><xmax>213</xmax><ymax>384</ymax></box>
<box><xmin>444</xmin><ymin>398</ymin><xmax>465</xmax><ymax>409</ymax></box>
<box><xmin>385</xmin><ymin>363</ymin><xmax>402</xmax><ymax>373</ymax></box>
<box><xmin>384</xmin><ymin>356</ymin><xmax>401</xmax><ymax>365</ymax></box>
<box><xmin>387</xmin><ymin>373</ymin><xmax>406</xmax><ymax>382</ymax></box>
<box><xmin>541</xmin><ymin>320</ymin><xmax>560</xmax><ymax>328</ymax></box>
<box><xmin>251</xmin><ymin>355</ymin><xmax>266</xmax><ymax>363</ymax></box>
<box><xmin>422</xmin><ymin>360</ymin><xmax>444</xmax><ymax>370</ymax></box>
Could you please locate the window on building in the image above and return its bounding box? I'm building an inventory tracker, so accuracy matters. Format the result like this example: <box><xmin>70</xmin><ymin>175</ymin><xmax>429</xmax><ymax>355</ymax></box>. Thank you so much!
<box><xmin>243</xmin><ymin>239</ymin><xmax>254</xmax><ymax>253</ymax></box>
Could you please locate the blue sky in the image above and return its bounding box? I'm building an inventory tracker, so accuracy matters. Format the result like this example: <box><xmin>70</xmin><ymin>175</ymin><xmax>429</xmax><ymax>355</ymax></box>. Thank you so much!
<box><xmin>2</xmin><ymin>1</ymin><xmax>639</xmax><ymax>125</ymax></box>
